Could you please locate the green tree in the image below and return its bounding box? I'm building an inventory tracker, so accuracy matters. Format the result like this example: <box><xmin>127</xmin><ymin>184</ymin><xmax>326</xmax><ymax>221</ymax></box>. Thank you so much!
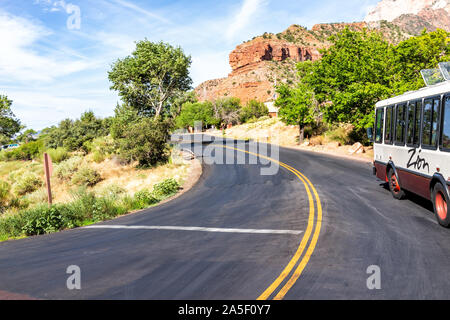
<box><xmin>0</xmin><ymin>95</ymin><xmax>21</xmax><ymax>145</ymax></box>
<box><xmin>212</xmin><ymin>97</ymin><xmax>242</xmax><ymax>128</ymax></box>
<box><xmin>108</xmin><ymin>40</ymin><xmax>192</xmax><ymax>119</ymax></box>
<box><xmin>301</xmin><ymin>28</ymin><xmax>393</xmax><ymax>137</ymax></box>
<box><xmin>240</xmin><ymin>100</ymin><xmax>269</xmax><ymax>123</ymax></box>
<box><xmin>17</xmin><ymin>129</ymin><xmax>37</xmax><ymax>144</ymax></box>
<box><xmin>390</xmin><ymin>29</ymin><xmax>450</xmax><ymax>93</ymax></box>
<box><xmin>275</xmin><ymin>83</ymin><xmax>316</xmax><ymax>144</ymax></box>
<box><xmin>175</xmin><ymin>101</ymin><xmax>215</xmax><ymax>129</ymax></box>
<box><xmin>110</xmin><ymin>103</ymin><xmax>140</xmax><ymax>141</ymax></box>
<box><xmin>297</xmin><ymin>28</ymin><xmax>450</xmax><ymax>140</ymax></box>
<box><xmin>170</xmin><ymin>91</ymin><xmax>198</xmax><ymax>118</ymax></box>
<box><xmin>116</xmin><ymin>117</ymin><xmax>172</xmax><ymax>167</ymax></box>
<box><xmin>46</xmin><ymin>111</ymin><xmax>108</xmax><ymax>151</ymax></box>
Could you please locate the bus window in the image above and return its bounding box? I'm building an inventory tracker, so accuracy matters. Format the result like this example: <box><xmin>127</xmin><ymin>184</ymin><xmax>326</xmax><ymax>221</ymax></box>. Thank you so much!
<box><xmin>375</xmin><ymin>108</ymin><xmax>384</xmax><ymax>143</ymax></box>
<box><xmin>385</xmin><ymin>106</ymin><xmax>393</xmax><ymax>144</ymax></box>
<box><xmin>431</xmin><ymin>97</ymin><xmax>440</xmax><ymax>146</ymax></box>
<box><xmin>395</xmin><ymin>104</ymin><xmax>406</xmax><ymax>144</ymax></box>
<box><xmin>441</xmin><ymin>96</ymin><xmax>450</xmax><ymax>149</ymax></box>
<box><xmin>422</xmin><ymin>97</ymin><xmax>440</xmax><ymax>147</ymax></box>
<box><xmin>406</xmin><ymin>102</ymin><xmax>415</xmax><ymax>145</ymax></box>
<box><xmin>414</xmin><ymin>100</ymin><xmax>422</xmax><ymax>145</ymax></box>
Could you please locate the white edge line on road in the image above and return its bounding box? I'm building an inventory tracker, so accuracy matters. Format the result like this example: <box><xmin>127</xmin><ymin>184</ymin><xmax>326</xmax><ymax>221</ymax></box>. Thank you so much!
<box><xmin>84</xmin><ymin>225</ymin><xmax>303</xmax><ymax>235</ymax></box>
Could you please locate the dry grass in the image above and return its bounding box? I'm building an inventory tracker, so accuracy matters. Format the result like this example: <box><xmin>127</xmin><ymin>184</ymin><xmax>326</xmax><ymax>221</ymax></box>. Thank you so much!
<box><xmin>212</xmin><ymin>118</ymin><xmax>300</xmax><ymax>146</ymax></box>
<box><xmin>0</xmin><ymin>151</ymin><xmax>194</xmax><ymax>206</ymax></box>
<box><xmin>211</xmin><ymin>118</ymin><xmax>373</xmax><ymax>162</ymax></box>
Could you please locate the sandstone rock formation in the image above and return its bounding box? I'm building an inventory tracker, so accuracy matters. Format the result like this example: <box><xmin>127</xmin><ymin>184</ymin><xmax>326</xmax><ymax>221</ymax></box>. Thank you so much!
<box><xmin>195</xmin><ymin>3</ymin><xmax>450</xmax><ymax>106</ymax></box>
<box><xmin>365</xmin><ymin>0</ymin><xmax>450</xmax><ymax>22</ymax></box>
<box><xmin>229</xmin><ymin>38</ymin><xmax>320</xmax><ymax>76</ymax></box>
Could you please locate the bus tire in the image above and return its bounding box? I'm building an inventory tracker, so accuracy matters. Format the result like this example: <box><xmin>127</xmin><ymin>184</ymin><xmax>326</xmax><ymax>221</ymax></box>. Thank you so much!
<box><xmin>388</xmin><ymin>168</ymin><xmax>406</xmax><ymax>200</ymax></box>
<box><xmin>432</xmin><ymin>183</ymin><xmax>450</xmax><ymax>228</ymax></box>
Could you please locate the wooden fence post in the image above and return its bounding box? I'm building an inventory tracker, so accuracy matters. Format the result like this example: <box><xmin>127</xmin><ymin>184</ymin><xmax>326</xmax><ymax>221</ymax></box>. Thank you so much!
<box><xmin>43</xmin><ymin>153</ymin><xmax>53</xmax><ymax>206</ymax></box>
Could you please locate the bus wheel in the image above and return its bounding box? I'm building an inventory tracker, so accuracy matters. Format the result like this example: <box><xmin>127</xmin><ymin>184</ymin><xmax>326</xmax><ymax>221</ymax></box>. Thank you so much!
<box><xmin>432</xmin><ymin>183</ymin><xmax>450</xmax><ymax>228</ymax></box>
<box><xmin>388</xmin><ymin>168</ymin><xmax>406</xmax><ymax>200</ymax></box>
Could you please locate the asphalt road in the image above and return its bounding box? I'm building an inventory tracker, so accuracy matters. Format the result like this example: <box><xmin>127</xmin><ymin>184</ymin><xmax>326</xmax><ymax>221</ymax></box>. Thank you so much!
<box><xmin>1</xmin><ymin>138</ymin><xmax>450</xmax><ymax>300</ymax></box>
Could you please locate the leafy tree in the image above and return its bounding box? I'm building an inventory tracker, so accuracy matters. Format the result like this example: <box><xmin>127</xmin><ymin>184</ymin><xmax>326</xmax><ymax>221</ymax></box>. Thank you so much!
<box><xmin>115</xmin><ymin>117</ymin><xmax>172</xmax><ymax>167</ymax></box>
<box><xmin>170</xmin><ymin>91</ymin><xmax>198</xmax><ymax>118</ymax></box>
<box><xmin>46</xmin><ymin>111</ymin><xmax>108</xmax><ymax>151</ymax></box>
<box><xmin>297</xmin><ymin>28</ymin><xmax>450</xmax><ymax>140</ymax></box>
<box><xmin>0</xmin><ymin>95</ymin><xmax>21</xmax><ymax>145</ymax></box>
<box><xmin>175</xmin><ymin>101</ymin><xmax>216</xmax><ymax>129</ymax></box>
<box><xmin>275</xmin><ymin>83</ymin><xmax>316</xmax><ymax>144</ymax></box>
<box><xmin>240</xmin><ymin>100</ymin><xmax>269</xmax><ymax>123</ymax></box>
<box><xmin>17</xmin><ymin>129</ymin><xmax>37</xmax><ymax>144</ymax></box>
<box><xmin>212</xmin><ymin>97</ymin><xmax>242</xmax><ymax>128</ymax></box>
<box><xmin>301</xmin><ymin>28</ymin><xmax>393</xmax><ymax>137</ymax></box>
<box><xmin>108</xmin><ymin>40</ymin><xmax>192</xmax><ymax>119</ymax></box>
<box><xmin>110</xmin><ymin>103</ymin><xmax>173</xmax><ymax>166</ymax></box>
<box><xmin>390</xmin><ymin>29</ymin><xmax>450</xmax><ymax>93</ymax></box>
<box><xmin>110</xmin><ymin>103</ymin><xmax>140</xmax><ymax>141</ymax></box>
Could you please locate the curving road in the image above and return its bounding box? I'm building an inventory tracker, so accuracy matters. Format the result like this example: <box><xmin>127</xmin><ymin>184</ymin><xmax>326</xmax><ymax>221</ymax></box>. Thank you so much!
<box><xmin>1</xmin><ymin>138</ymin><xmax>450</xmax><ymax>300</ymax></box>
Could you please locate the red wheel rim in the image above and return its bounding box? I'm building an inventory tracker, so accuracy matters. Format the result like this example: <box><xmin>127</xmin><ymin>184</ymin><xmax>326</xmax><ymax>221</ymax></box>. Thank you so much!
<box><xmin>436</xmin><ymin>191</ymin><xmax>448</xmax><ymax>221</ymax></box>
<box><xmin>390</xmin><ymin>174</ymin><xmax>400</xmax><ymax>194</ymax></box>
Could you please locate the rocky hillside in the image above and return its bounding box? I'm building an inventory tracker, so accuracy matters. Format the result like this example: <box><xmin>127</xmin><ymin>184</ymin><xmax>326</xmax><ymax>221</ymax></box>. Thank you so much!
<box><xmin>366</xmin><ymin>0</ymin><xmax>450</xmax><ymax>33</ymax></box>
<box><xmin>195</xmin><ymin>1</ymin><xmax>450</xmax><ymax>105</ymax></box>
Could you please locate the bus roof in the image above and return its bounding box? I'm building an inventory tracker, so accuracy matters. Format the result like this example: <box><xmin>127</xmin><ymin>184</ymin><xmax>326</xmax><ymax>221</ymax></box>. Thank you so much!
<box><xmin>375</xmin><ymin>80</ymin><xmax>450</xmax><ymax>108</ymax></box>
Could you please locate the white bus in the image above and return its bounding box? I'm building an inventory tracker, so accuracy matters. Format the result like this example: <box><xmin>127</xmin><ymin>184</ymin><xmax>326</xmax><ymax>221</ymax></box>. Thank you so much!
<box><xmin>370</xmin><ymin>65</ymin><xmax>450</xmax><ymax>228</ymax></box>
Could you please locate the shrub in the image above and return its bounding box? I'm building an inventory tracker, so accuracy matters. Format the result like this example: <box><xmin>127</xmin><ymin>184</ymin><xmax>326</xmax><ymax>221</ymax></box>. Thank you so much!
<box><xmin>92</xmin><ymin>150</ymin><xmax>105</xmax><ymax>163</ymax></box>
<box><xmin>134</xmin><ymin>189</ymin><xmax>159</xmax><ymax>207</ymax></box>
<box><xmin>0</xmin><ymin>151</ymin><xmax>7</xmax><ymax>162</ymax></box>
<box><xmin>85</xmin><ymin>136</ymin><xmax>116</xmax><ymax>161</ymax></box>
<box><xmin>0</xmin><ymin>181</ymin><xmax>10</xmax><ymax>207</ymax></box>
<box><xmin>25</xmin><ymin>188</ymin><xmax>48</xmax><ymax>204</ymax></box>
<box><xmin>12</xmin><ymin>173</ymin><xmax>43</xmax><ymax>196</ymax></box>
<box><xmin>0</xmin><ymin>213</ymin><xmax>26</xmax><ymax>238</ymax></box>
<box><xmin>69</xmin><ymin>187</ymin><xmax>98</xmax><ymax>220</ymax></box>
<box><xmin>100</xmin><ymin>184</ymin><xmax>126</xmax><ymax>200</ymax></box>
<box><xmin>54</xmin><ymin>156</ymin><xmax>83</xmax><ymax>181</ymax></box>
<box><xmin>309</xmin><ymin>136</ymin><xmax>324</xmax><ymax>146</ymax></box>
<box><xmin>325</xmin><ymin>126</ymin><xmax>352</xmax><ymax>145</ymax></box>
<box><xmin>240</xmin><ymin>100</ymin><xmax>269</xmax><ymax>123</ymax></box>
<box><xmin>71</xmin><ymin>166</ymin><xmax>102</xmax><ymax>186</ymax></box>
<box><xmin>21</xmin><ymin>205</ymin><xmax>64</xmax><ymax>236</ymax></box>
<box><xmin>91</xmin><ymin>197</ymin><xmax>127</xmax><ymax>222</ymax></box>
<box><xmin>8</xmin><ymin>196</ymin><xmax>30</xmax><ymax>210</ymax></box>
<box><xmin>0</xmin><ymin>140</ymin><xmax>44</xmax><ymax>161</ymax></box>
<box><xmin>119</xmin><ymin>195</ymin><xmax>142</xmax><ymax>211</ymax></box>
<box><xmin>153</xmin><ymin>178</ymin><xmax>179</xmax><ymax>199</ymax></box>
<box><xmin>114</xmin><ymin>117</ymin><xmax>172</xmax><ymax>167</ymax></box>
<box><xmin>46</xmin><ymin>147</ymin><xmax>69</xmax><ymax>163</ymax></box>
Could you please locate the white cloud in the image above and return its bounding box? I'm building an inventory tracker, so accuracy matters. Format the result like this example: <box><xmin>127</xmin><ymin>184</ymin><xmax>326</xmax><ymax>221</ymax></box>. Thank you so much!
<box><xmin>3</xmin><ymin>87</ymin><xmax>119</xmax><ymax>130</ymax></box>
<box><xmin>0</xmin><ymin>11</ymin><xmax>93</xmax><ymax>83</ymax></box>
<box><xmin>226</xmin><ymin>0</ymin><xmax>266</xmax><ymax>41</ymax></box>
<box><xmin>110</xmin><ymin>0</ymin><xmax>170</xmax><ymax>24</ymax></box>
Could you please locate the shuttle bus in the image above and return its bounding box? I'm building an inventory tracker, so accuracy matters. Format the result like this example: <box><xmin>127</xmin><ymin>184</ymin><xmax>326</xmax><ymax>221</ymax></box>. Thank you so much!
<box><xmin>370</xmin><ymin>64</ymin><xmax>450</xmax><ymax>228</ymax></box>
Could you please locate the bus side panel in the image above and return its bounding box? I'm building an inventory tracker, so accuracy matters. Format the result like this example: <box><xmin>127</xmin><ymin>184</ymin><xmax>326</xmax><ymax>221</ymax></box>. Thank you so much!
<box><xmin>375</xmin><ymin>162</ymin><xmax>387</xmax><ymax>182</ymax></box>
<box><xmin>397</xmin><ymin>169</ymin><xmax>431</xmax><ymax>200</ymax></box>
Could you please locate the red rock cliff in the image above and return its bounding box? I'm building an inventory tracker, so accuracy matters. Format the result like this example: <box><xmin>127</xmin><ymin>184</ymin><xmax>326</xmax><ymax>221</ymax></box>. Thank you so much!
<box><xmin>229</xmin><ymin>39</ymin><xmax>320</xmax><ymax>76</ymax></box>
<box><xmin>195</xmin><ymin>36</ymin><xmax>322</xmax><ymax>105</ymax></box>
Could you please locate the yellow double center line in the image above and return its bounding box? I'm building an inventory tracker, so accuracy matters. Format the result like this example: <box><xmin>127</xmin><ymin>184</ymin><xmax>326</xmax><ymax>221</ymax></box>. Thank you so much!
<box><xmin>223</xmin><ymin>145</ymin><xmax>323</xmax><ymax>300</ymax></box>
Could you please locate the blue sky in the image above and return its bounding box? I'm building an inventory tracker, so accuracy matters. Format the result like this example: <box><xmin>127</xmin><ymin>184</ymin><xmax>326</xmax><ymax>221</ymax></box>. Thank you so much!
<box><xmin>0</xmin><ymin>0</ymin><xmax>379</xmax><ymax>130</ymax></box>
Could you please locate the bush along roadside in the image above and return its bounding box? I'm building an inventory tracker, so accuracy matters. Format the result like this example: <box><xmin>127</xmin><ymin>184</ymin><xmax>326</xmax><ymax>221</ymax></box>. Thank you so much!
<box><xmin>0</xmin><ymin>178</ymin><xmax>180</xmax><ymax>241</ymax></box>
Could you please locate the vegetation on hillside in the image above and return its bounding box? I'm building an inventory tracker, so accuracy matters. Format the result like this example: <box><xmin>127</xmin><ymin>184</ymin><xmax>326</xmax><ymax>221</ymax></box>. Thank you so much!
<box><xmin>175</xmin><ymin>98</ymin><xmax>269</xmax><ymax>130</ymax></box>
<box><xmin>0</xmin><ymin>40</ymin><xmax>196</xmax><ymax>241</ymax></box>
<box><xmin>275</xmin><ymin>28</ymin><xmax>450</xmax><ymax>143</ymax></box>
